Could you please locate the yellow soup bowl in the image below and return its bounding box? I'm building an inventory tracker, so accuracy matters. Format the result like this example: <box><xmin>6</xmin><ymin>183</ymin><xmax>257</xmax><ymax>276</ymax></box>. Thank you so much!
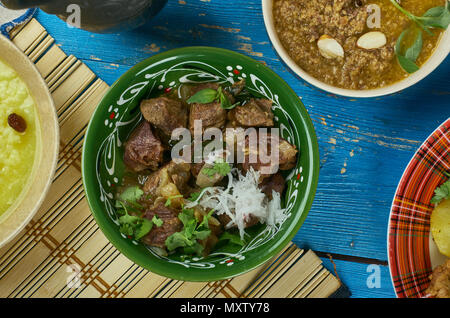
<box><xmin>0</xmin><ymin>35</ymin><xmax>59</xmax><ymax>248</ymax></box>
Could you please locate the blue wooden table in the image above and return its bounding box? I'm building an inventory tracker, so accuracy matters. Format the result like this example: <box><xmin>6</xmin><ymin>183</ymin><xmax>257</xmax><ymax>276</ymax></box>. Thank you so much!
<box><xmin>34</xmin><ymin>0</ymin><xmax>449</xmax><ymax>298</ymax></box>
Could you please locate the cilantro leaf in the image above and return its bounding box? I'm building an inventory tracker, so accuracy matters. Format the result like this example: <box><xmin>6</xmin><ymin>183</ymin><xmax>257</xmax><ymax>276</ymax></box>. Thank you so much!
<box><xmin>188</xmin><ymin>191</ymin><xmax>201</xmax><ymax>202</ymax></box>
<box><xmin>118</xmin><ymin>186</ymin><xmax>144</xmax><ymax>205</ymax></box>
<box><xmin>117</xmin><ymin>201</ymin><xmax>153</xmax><ymax>240</ymax></box>
<box><xmin>164</xmin><ymin>207</ymin><xmax>214</xmax><ymax>256</ymax></box>
<box><xmin>431</xmin><ymin>178</ymin><xmax>450</xmax><ymax>204</ymax></box>
<box><xmin>165</xmin><ymin>194</ymin><xmax>183</xmax><ymax>207</ymax></box>
<box><xmin>165</xmin><ymin>232</ymin><xmax>195</xmax><ymax>251</ymax></box>
<box><xmin>135</xmin><ymin>218</ymin><xmax>153</xmax><ymax>240</ymax></box>
<box><xmin>152</xmin><ymin>215</ymin><xmax>164</xmax><ymax>227</ymax></box>
<box><xmin>114</xmin><ymin>188</ymin><xmax>162</xmax><ymax>241</ymax></box>
<box><xmin>202</xmin><ymin>160</ymin><xmax>231</xmax><ymax>178</ymax></box>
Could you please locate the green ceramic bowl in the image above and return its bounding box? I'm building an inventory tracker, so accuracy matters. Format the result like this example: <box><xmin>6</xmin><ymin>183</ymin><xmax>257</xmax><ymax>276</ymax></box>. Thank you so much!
<box><xmin>82</xmin><ymin>47</ymin><xmax>319</xmax><ymax>282</ymax></box>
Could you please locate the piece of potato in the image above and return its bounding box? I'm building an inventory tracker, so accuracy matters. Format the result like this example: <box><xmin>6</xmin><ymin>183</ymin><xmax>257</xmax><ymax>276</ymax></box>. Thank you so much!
<box><xmin>431</xmin><ymin>199</ymin><xmax>450</xmax><ymax>258</ymax></box>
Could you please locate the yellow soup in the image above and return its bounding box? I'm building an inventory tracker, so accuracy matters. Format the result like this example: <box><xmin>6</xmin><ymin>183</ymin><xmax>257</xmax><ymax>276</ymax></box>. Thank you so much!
<box><xmin>0</xmin><ymin>59</ymin><xmax>38</xmax><ymax>218</ymax></box>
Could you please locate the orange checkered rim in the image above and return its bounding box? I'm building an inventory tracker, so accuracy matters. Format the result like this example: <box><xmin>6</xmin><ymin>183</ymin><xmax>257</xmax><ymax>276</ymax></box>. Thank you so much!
<box><xmin>388</xmin><ymin>118</ymin><xmax>450</xmax><ymax>298</ymax></box>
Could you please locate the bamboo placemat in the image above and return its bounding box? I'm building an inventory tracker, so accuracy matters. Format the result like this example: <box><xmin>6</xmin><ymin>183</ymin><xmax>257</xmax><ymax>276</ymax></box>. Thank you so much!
<box><xmin>0</xmin><ymin>18</ymin><xmax>345</xmax><ymax>298</ymax></box>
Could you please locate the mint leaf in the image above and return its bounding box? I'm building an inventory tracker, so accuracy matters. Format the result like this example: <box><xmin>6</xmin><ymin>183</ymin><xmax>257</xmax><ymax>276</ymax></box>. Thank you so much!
<box><xmin>397</xmin><ymin>55</ymin><xmax>420</xmax><ymax>73</ymax></box>
<box><xmin>395</xmin><ymin>27</ymin><xmax>422</xmax><ymax>73</ymax></box>
<box><xmin>404</xmin><ymin>30</ymin><xmax>423</xmax><ymax>62</ymax></box>
<box><xmin>187</xmin><ymin>86</ymin><xmax>240</xmax><ymax>110</ymax></box>
<box><xmin>187</xmin><ymin>88</ymin><xmax>218</xmax><ymax>104</ymax></box>
<box><xmin>391</xmin><ymin>0</ymin><xmax>450</xmax><ymax>73</ymax></box>
<box><xmin>418</xmin><ymin>2</ymin><xmax>450</xmax><ymax>29</ymax></box>
<box><xmin>218</xmin><ymin>87</ymin><xmax>239</xmax><ymax>110</ymax></box>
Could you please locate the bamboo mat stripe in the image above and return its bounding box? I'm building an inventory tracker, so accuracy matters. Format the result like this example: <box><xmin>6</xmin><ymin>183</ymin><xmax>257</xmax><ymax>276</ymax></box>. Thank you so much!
<box><xmin>0</xmin><ymin>18</ymin><xmax>343</xmax><ymax>298</ymax></box>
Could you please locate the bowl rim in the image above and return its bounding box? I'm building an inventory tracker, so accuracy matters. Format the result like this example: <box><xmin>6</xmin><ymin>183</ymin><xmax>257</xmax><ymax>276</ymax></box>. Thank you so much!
<box><xmin>82</xmin><ymin>46</ymin><xmax>320</xmax><ymax>281</ymax></box>
<box><xmin>387</xmin><ymin>117</ymin><xmax>450</xmax><ymax>298</ymax></box>
<box><xmin>261</xmin><ymin>0</ymin><xmax>450</xmax><ymax>98</ymax></box>
<box><xmin>0</xmin><ymin>35</ymin><xmax>59</xmax><ymax>248</ymax></box>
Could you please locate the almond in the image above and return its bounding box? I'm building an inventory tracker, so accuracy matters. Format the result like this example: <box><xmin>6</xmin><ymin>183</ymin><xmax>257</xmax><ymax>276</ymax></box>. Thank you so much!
<box><xmin>317</xmin><ymin>35</ymin><xmax>345</xmax><ymax>59</ymax></box>
<box><xmin>357</xmin><ymin>31</ymin><xmax>387</xmax><ymax>50</ymax></box>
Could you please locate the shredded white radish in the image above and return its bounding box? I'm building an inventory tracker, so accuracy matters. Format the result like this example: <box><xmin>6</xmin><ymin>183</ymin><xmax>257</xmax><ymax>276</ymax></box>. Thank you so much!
<box><xmin>186</xmin><ymin>168</ymin><xmax>287</xmax><ymax>239</ymax></box>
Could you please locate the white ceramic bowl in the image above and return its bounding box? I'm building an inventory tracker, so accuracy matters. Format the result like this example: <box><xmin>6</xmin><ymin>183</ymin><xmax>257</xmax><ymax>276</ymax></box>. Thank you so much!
<box><xmin>262</xmin><ymin>0</ymin><xmax>450</xmax><ymax>98</ymax></box>
<box><xmin>0</xmin><ymin>35</ymin><xmax>59</xmax><ymax>248</ymax></box>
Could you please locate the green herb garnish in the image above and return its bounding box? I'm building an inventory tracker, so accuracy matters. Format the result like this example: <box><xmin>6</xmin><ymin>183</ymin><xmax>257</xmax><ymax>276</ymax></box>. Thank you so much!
<box><xmin>187</xmin><ymin>86</ymin><xmax>239</xmax><ymax>110</ymax></box>
<box><xmin>117</xmin><ymin>201</ymin><xmax>154</xmax><ymax>240</ymax></box>
<box><xmin>188</xmin><ymin>191</ymin><xmax>202</xmax><ymax>202</ymax></box>
<box><xmin>395</xmin><ymin>27</ymin><xmax>422</xmax><ymax>73</ymax></box>
<box><xmin>165</xmin><ymin>194</ymin><xmax>184</xmax><ymax>207</ymax></box>
<box><xmin>165</xmin><ymin>207</ymin><xmax>214</xmax><ymax>256</ymax></box>
<box><xmin>390</xmin><ymin>0</ymin><xmax>450</xmax><ymax>73</ymax></box>
<box><xmin>152</xmin><ymin>215</ymin><xmax>164</xmax><ymax>227</ymax></box>
<box><xmin>115</xmin><ymin>186</ymin><xmax>163</xmax><ymax>240</ymax></box>
<box><xmin>202</xmin><ymin>160</ymin><xmax>231</xmax><ymax>178</ymax></box>
<box><xmin>431</xmin><ymin>174</ymin><xmax>450</xmax><ymax>205</ymax></box>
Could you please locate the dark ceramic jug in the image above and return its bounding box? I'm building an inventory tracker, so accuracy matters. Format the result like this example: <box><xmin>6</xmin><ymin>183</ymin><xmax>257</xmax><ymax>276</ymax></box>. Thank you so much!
<box><xmin>1</xmin><ymin>0</ymin><xmax>168</xmax><ymax>32</ymax></box>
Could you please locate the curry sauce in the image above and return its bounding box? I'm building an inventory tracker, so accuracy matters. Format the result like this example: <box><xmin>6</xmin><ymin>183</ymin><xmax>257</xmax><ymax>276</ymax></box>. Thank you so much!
<box><xmin>273</xmin><ymin>0</ymin><xmax>445</xmax><ymax>90</ymax></box>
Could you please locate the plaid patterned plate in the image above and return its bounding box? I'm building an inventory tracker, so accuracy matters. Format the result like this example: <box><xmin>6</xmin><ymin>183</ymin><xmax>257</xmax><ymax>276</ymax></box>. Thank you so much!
<box><xmin>388</xmin><ymin>118</ymin><xmax>450</xmax><ymax>298</ymax></box>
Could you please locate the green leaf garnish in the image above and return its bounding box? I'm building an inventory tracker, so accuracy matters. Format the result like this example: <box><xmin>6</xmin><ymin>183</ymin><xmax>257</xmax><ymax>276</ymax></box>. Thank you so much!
<box><xmin>390</xmin><ymin>0</ymin><xmax>450</xmax><ymax>73</ymax></box>
<box><xmin>418</xmin><ymin>2</ymin><xmax>450</xmax><ymax>29</ymax></box>
<box><xmin>115</xmin><ymin>186</ymin><xmax>164</xmax><ymax>241</ymax></box>
<box><xmin>165</xmin><ymin>194</ymin><xmax>183</xmax><ymax>207</ymax></box>
<box><xmin>118</xmin><ymin>186</ymin><xmax>144</xmax><ymax>204</ymax></box>
<box><xmin>202</xmin><ymin>160</ymin><xmax>231</xmax><ymax>178</ymax></box>
<box><xmin>431</xmin><ymin>177</ymin><xmax>450</xmax><ymax>205</ymax></box>
<box><xmin>187</xmin><ymin>88</ymin><xmax>218</xmax><ymax>104</ymax></box>
<box><xmin>152</xmin><ymin>215</ymin><xmax>164</xmax><ymax>227</ymax></box>
<box><xmin>164</xmin><ymin>207</ymin><xmax>214</xmax><ymax>256</ymax></box>
<box><xmin>116</xmin><ymin>201</ymin><xmax>153</xmax><ymax>240</ymax></box>
<box><xmin>187</xmin><ymin>86</ymin><xmax>239</xmax><ymax>110</ymax></box>
<box><xmin>188</xmin><ymin>191</ymin><xmax>202</xmax><ymax>202</ymax></box>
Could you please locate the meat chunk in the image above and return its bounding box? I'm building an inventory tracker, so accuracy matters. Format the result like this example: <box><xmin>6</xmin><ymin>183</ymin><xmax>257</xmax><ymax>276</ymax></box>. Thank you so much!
<box><xmin>426</xmin><ymin>259</ymin><xmax>450</xmax><ymax>298</ymax></box>
<box><xmin>140</xmin><ymin>97</ymin><xmax>187</xmax><ymax>141</ymax></box>
<box><xmin>188</xmin><ymin>83</ymin><xmax>229</xmax><ymax>133</ymax></box>
<box><xmin>123</xmin><ymin>121</ymin><xmax>164</xmax><ymax>172</ymax></box>
<box><xmin>278</xmin><ymin>138</ymin><xmax>298</xmax><ymax>170</ymax></box>
<box><xmin>259</xmin><ymin>172</ymin><xmax>286</xmax><ymax>200</ymax></box>
<box><xmin>189</xmin><ymin>102</ymin><xmax>227</xmax><ymax>133</ymax></box>
<box><xmin>228</xmin><ymin>98</ymin><xmax>274</xmax><ymax>127</ymax></box>
<box><xmin>241</xmin><ymin>132</ymin><xmax>298</xmax><ymax>178</ymax></box>
<box><xmin>143</xmin><ymin>161</ymin><xmax>191</xmax><ymax>199</ymax></box>
<box><xmin>141</xmin><ymin>203</ymin><xmax>182</xmax><ymax>249</ymax></box>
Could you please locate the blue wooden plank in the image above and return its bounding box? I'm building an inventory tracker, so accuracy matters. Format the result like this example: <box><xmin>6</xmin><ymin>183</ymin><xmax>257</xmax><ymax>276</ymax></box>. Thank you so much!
<box><xmin>320</xmin><ymin>258</ymin><xmax>396</xmax><ymax>298</ymax></box>
<box><xmin>32</xmin><ymin>0</ymin><xmax>450</xmax><ymax>297</ymax></box>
